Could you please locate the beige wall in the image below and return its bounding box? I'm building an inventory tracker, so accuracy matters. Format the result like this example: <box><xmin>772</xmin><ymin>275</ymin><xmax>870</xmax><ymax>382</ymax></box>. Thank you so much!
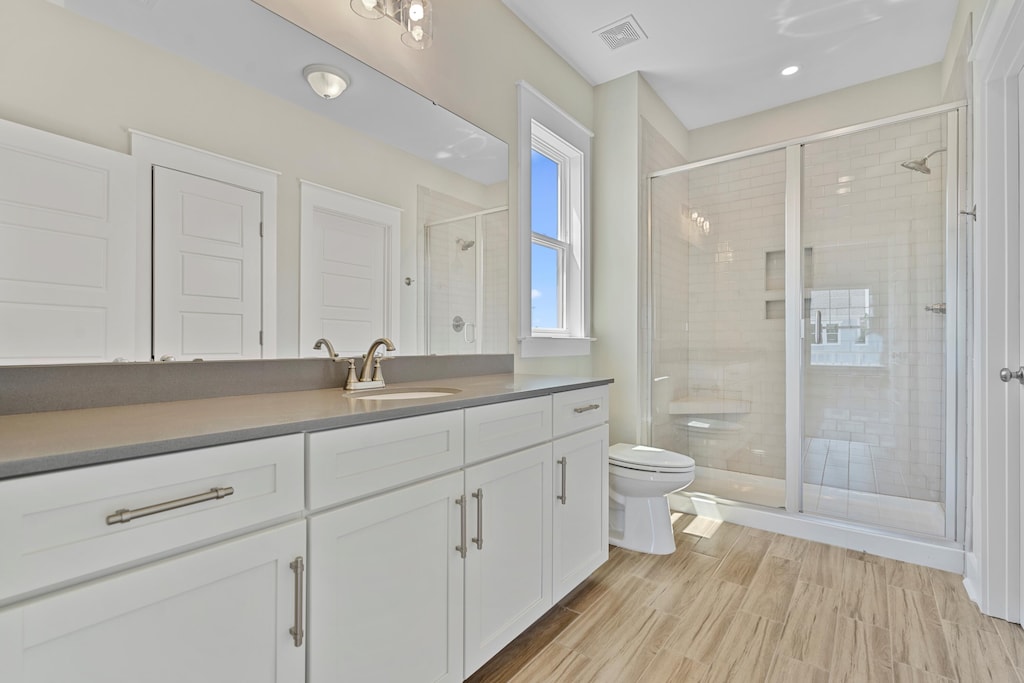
<box><xmin>687</xmin><ymin>64</ymin><xmax>945</xmax><ymax>161</ymax></box>
<box><xmin>592</xmin><ymin>74</ymin><xmax>642</xmax><ymax>443</ymax></box>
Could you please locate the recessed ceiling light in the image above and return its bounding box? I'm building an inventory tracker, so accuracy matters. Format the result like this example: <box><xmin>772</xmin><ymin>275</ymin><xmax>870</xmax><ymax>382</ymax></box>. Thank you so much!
<box><xmin>781</xmin><ymin>65</ymin><xmax>800</xmax><ymax>76</ymax></box>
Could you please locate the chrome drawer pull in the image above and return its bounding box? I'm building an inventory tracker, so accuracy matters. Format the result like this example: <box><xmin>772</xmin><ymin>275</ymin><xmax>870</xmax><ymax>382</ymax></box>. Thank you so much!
<box><xmin>471</xmin><ymin>488</ymin><xmax>484</xmax><ymax>550</ymax></box>
<box><xmin>573</xmin><ymin>403</ymin><xmax>601</xmax><ymax>414</ymax></box>
<box><xmin>455</xmin><ymin>495</ymin><xmax>467</xmax><ymax>559</ymax></box>
<box><xmin>289</xmin><ymin>557</ymin><xmax>305</xmax><ymax>647</ymax></box>
<box><xmin>557</xmin><ymin>457</ymin><xmax>568</xmax><ymax>505</ymax></box>
<box><xmin>105</xmin><ymin>486</ymin><xmax>234</xmax><ymax>525</ymax></box>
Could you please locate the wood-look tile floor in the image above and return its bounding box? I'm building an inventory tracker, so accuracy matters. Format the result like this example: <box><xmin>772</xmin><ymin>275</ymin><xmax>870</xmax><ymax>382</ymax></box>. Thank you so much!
<box><xmin>467</xmin><ymin>514</ymin><xmax>1024</xmax><ymax>683</ymax></box>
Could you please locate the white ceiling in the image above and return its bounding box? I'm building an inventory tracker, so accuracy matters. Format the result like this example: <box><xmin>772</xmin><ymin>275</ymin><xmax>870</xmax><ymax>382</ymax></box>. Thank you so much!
<box><xmin>501</xmin><ymin>0</ymin><xmax>959</xmax><ymax>130</ymax></box>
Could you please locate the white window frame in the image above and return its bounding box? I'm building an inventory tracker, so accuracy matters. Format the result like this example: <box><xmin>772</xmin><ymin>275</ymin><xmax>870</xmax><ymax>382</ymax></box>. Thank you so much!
<box><xmin>517</xmin><ymin>82</ymin><xmax>594</xmax><ymax>357</ymax></box>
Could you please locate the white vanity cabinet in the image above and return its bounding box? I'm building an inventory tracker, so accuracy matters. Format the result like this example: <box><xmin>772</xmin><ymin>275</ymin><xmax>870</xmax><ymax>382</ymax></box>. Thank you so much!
<box><xmin>0</xmin><ymin>434</ymin><xmax>307</xmax><ymax>683</ymax></box>
<box><xmin>306</xmin><ymin>471</ymin><xmax>465</xmax><ymax>683</ymax></box>
<box><xmin>0</xmin><ymin>521</ymin><xmax>306</xmax><ymax>683</ymax></box>
<box><xmin>463</xmin><ymin>443</ymin><xmax>553</xmax><ymax>674</ymax></box>
<box><xmin>552</xmin><ymin>424</ymin><xmax>609</xmax><ymax>602</ymax></box>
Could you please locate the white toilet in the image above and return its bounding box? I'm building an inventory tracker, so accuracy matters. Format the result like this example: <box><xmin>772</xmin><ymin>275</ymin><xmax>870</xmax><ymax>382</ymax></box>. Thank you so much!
<box><xmin>608</xmin><ymin>443</ymin><xmax>695</xmax><ymax>555</ymax></box>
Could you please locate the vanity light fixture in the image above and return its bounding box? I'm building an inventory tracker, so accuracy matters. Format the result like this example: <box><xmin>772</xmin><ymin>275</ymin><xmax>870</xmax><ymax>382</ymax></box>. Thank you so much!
<box><xmin>350</xmin><ymin>0</ymin><xmax>433</xmax><ymax>50</ymax></box>
<box><xmin>303</xmin><ymin>64</ymin><xmax>350</xmax><ymax>99</ymax></box>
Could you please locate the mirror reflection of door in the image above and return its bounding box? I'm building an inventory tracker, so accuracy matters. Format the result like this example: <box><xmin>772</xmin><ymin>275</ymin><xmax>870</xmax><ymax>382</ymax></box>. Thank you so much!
<box><xmin>152</xmin><ymin>167</ymin><xmax>263</xmax><ymax>361</ymax></box>
<box><xmin>0</xmin><ymin>119</ymin><xmax>136</xmax><ymax>365</ymax></box>
<box><xmin>299</xmin><ymin>182</ymin><xmax>400</xmax><ymax>358</ymax></box>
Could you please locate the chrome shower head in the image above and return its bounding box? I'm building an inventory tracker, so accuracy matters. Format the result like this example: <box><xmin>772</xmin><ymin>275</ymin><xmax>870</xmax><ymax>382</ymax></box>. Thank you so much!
<box><xmin>456</xmin><ymin>238</ymin><xmax>476</xmax><ymax>251</ymax></box>
<box><xmin>900</xmin><ymin>148</ymin><xmax>946</xmax><ymax>175</ymax></box>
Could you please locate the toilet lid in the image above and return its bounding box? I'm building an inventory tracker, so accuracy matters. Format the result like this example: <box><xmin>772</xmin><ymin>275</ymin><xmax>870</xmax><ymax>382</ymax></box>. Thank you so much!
<box><xmin>609</xmin><ymin>443</ymin><xmax>695</xmax><ymax>472</ymax></box>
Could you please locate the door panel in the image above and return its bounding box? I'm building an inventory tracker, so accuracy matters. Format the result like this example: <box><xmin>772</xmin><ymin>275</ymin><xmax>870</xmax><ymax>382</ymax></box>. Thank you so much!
<box><xmin>153</xmin><ymin>166</ymin><xmax>262</xmax><ymax>360</ymax></box>
<box><xmin>300</xmin><ymin>182</ymin><xmax>399</xmax><ymax>358</ymax></box>
<box><xmin>0</xmin><ymin>119</ymin><xmax>136</xmax><ymax>364</ymax></box>
<box><xmin>307</xmin><ymin>472</ymin><xmax>464</xmax><ymax>683</ymax></box>
<box><xmin>463</xmin><ymin>444</ymin><xmax>552</xmax><ymax>676</ymax></box>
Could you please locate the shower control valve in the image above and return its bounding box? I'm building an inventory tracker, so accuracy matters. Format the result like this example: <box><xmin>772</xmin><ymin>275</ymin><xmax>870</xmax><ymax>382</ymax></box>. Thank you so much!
<box><xmin>999</xmin><ymin>367</ymin><xmax>1024</xmax><ymax>384</ymax></box>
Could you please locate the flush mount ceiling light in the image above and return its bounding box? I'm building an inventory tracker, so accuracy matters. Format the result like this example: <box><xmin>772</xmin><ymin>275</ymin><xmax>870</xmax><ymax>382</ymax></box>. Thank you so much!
<box><xmin>350</xmin><ymin>0</ymin><xmax>432</xmax><ymax>50</ymax></box>
<box><xmin>303</xmin><ymin>64</ymin><xmax>350</xmax><ymax>99</ymax></box>
<box><xmin>781</xmin><ymin>65</ymin><xmax>800</xmax><ymax>76</ymax></box>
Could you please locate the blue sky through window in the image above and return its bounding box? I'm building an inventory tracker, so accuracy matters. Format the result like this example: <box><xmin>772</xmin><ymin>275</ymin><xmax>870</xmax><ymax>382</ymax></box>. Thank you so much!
<box><xmin>531</xmin><ymin>150</ymin><xmax>560</xmax><ymax>329</ymax></box>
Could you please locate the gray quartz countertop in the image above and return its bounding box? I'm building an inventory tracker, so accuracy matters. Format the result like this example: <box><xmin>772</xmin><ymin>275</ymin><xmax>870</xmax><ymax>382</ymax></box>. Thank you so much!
<box><xmin>0</xmin><ymin>373</ymin><xmax>612</xmax><ymax>479</ymax></box>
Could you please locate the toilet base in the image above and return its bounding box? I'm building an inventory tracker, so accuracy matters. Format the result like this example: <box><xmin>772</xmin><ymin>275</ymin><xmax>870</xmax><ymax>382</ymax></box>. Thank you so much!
<box><xmin>608</xmin><ymin>494</ymin><xmax>676</xmax><ymax>555</ymax></box>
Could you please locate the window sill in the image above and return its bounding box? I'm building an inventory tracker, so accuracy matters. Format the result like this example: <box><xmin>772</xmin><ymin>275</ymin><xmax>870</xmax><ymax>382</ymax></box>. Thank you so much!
<box><xmin>519</xmin><ymin>336</ymin><xmax>595</xmax><ymax>358</ymax></box>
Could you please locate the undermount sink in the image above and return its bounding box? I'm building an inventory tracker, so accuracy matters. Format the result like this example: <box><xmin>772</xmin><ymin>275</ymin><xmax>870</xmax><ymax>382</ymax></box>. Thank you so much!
<box><xmin>349</xmin><ymin>388</ymin><xmax>460</xmax><ymax>401</ymax></box>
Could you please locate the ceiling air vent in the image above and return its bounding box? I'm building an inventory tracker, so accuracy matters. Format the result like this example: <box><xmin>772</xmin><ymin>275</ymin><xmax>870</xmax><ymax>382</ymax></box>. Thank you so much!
<box><xmin>595</xmin><ymin>15</ymin><xmax>647</xmax><ymax>51</ymax></box>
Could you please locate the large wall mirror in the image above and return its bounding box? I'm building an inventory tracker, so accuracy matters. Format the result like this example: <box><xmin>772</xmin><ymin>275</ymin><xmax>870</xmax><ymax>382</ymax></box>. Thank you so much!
<box><xmin>0</xmin><ymin>0</ymin><xmax>508</xmax><ymax>364</ymax></box>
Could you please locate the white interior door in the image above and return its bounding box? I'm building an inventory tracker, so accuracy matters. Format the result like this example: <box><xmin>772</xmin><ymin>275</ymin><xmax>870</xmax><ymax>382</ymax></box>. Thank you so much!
<box><xmin>300</xmin><ymin>181</ymin><xmax>400</xmax><ymax>358</ymax></box>
<box><xmin>153</xmin><ymin>166</ymin><xmax>263</xmax><ymax>360</ymax></box>
<box><xmin>0</xmin><ymin>119</ymin><xmax>136</xmax><ymax>364</ymax></box>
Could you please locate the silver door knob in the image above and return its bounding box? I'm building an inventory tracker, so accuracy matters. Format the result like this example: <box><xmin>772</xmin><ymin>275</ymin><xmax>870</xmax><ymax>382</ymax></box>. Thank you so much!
<box><xmin>999</xmin><ymin>367</ymin><xmax>1024</xmax><ymax>383</ymax></box>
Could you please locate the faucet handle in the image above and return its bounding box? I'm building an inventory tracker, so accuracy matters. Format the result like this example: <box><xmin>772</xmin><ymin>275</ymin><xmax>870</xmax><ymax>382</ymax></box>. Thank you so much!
<box><xmin>371</xmin><ymin>356</ymin><xmax>393</xmax><ymax>382</ymax></box>
<box><xmin>340</xmin><ymin>358</ymin><xmax>358</xmax><ymax>390</ymax></box>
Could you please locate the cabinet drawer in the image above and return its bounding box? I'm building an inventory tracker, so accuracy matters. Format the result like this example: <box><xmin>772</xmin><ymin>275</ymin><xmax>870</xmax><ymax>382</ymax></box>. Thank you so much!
<box><xmin>0</xmin><ymin>434</ymin><xmax>304</xmax><ymax>604</ymax></box>
<box><xmin>552</xmin><ymin>386</ymin><xmax>609</xmax><ymax>437</ymax></box>
<box><xmin>306</xmin><ymin>411</ymin><xmax>464</xmax><ymax>510</ymax></box>
<box><xmin>464</xmin><ymin>396</ymin><xmax>552</xmax><ymax>464</ymax></box>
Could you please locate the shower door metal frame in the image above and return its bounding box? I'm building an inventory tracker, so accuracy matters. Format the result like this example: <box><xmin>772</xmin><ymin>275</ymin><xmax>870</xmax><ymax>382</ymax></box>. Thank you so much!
<box><xmin>645</xmin><ymin>100</ymin><xmax>968</xmax><ymax>542</ymax></box>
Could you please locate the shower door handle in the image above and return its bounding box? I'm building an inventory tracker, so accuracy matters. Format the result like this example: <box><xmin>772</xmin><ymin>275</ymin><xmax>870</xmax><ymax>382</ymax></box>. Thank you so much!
<box><xmin>1000</xmin><ymin>367</ymin><xmax>1024</xmax><ymax>384</ymax></box>
<box><xmin>814</xmin><ymin>311</ymin><xmax>823</xmax><ymax>344</ymax></box>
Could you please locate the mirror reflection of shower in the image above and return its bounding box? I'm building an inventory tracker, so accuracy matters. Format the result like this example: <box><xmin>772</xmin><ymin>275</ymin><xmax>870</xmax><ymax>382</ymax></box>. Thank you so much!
<box><xmin>900</xmin><ymin>148</ymin><xmax>946</xmax><ymax>174</ymax></box>
<box><xmin>423</xmin><ymin>205</ymin><xmax>508</xmax><ymax>355</ymax></box>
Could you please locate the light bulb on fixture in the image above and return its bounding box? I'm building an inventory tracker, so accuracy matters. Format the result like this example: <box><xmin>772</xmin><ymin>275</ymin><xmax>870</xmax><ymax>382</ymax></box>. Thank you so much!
<box><xmin>349</xmin><ymin>0</ymin><xmax>432</xmax><ymax>49</ymax></box>
<box><xmin>351</xmin><ymin>0</ymin><xmax>384</xmax><ymax>19</ymax></box>
<box><xmin>303</xmin><ymin>64</ymin><xmax>350</xmax><ymax>99</ymax></box>
<box><xmin>409</xmin><ymin>0</ymin><xmax>424</xmax><ymax>21</ymax></box>
<box><xmin>401</xmin><ymin>0</ymin><xmax>432</xmax><ymax>49</ymax></box>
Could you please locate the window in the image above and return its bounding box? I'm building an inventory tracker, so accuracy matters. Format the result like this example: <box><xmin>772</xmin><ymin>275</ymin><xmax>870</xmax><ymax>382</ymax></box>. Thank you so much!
<box><xmin>810</xmin><ymin>288</ymin><xmax>883</xmax><ymax>367</ymax></box>
<box><xmin>517</xmin><ymin>82</ymin><xmax>593</xmax><ymax>357</ymax></box>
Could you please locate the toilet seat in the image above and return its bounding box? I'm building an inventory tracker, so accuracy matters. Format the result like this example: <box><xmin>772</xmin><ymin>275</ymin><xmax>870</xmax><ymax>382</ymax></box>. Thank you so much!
<box><xmin>609</xmin><ymin>443</ymin><xmax>694</xmax><ymax>473</ymax></box>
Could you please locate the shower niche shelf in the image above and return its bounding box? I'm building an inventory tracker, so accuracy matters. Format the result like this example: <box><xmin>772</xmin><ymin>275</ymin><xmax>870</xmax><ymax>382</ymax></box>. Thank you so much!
<box><xmin>668</xmin><ymin>398</ymin><xmax>751</xmax><ymax>415</ymax></box>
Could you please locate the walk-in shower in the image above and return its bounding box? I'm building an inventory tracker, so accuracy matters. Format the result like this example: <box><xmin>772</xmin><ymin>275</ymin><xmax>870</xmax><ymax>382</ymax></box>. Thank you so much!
<box><xmin>423</xmin><ymin>207</ymin><xmax>508</xmax><ymax>354</ymax></box>
<box><xmin>644</xmin><ymin>105</ymin><xmax>967</xmax><ymax>541</ymax></box>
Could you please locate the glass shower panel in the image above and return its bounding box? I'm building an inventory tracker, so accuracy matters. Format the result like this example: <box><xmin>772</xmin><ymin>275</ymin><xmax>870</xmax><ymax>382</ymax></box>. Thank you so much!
<box><xmin>800</xmin><ymin>114</ymin><xmax>948</xmax><ymax>536</ymax></box>
<box><xmin>649</xmin><ymin>149</ymin><xmax>788</xmax><ymax>508</ymax></box>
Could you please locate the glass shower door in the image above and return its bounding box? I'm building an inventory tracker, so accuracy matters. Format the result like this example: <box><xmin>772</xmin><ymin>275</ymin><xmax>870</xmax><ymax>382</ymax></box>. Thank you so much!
<box><xmin>800</xmin><ymin>113</ymin><xmax>950</xmax><ymax>536</ymax></box>
<box><xmin>648</xmin><ymin>149</ymin><xmax>788</xmax><ymax>508</ymax></box>
<box><xmin>425</xmin><ymin>217</ymin><xmax>480</xmax><ymax>354</ymax></box>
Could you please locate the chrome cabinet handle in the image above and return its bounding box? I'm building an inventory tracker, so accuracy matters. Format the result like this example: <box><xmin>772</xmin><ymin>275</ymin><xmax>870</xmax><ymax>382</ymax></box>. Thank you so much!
<box><xmin>455</xmin><ymin>495</ymin><xmax>467</xmax><ymax>559</ymax></box>
<box><xmin>289</xmin><ymin>557</ymin><xmax>305</xmax><ymax>647</ymax></box>
<box><xmin>557</xmin><ymin>457</ymin><xmax>568</xmax><ymax>505</ymax></box>
<box><xmin>105</xmin><ymin>486</ymin><xmax>234</xmax><ymax>525</ymax></box>
<box><xmin>1000</xmin><ymin>367</ymin><xmax>1024</xmax><ymax>384</ymax></box>
<box><xmin>471</xmin><ymin>488</ymin><xmax>483</xmax><ymax>550</ymax></box>
<box><xmin>573</xmin><ymin>403</ymin><xmax>601</xmax><ymax>414</ymax></box>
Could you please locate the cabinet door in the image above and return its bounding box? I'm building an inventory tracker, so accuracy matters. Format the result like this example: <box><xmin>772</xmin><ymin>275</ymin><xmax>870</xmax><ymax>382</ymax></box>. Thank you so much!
<box><xmin>0</xmin><ymin>521</ymin><xmax>306</xmax><ymax>683</ymax></box>
<box><xmin>552</xmin><ymin>425</ymin><xmax>609</xmax><ymax>602</ymax></box>
<box><xmin>308</xmin><ymin>471</ymin><xmax>464</xmax><ymax>683</ymax></box>
<box><xmin>464</xmin><ymin>444</ymin><xmax>552</xmax><ymax>676</ymax></box>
